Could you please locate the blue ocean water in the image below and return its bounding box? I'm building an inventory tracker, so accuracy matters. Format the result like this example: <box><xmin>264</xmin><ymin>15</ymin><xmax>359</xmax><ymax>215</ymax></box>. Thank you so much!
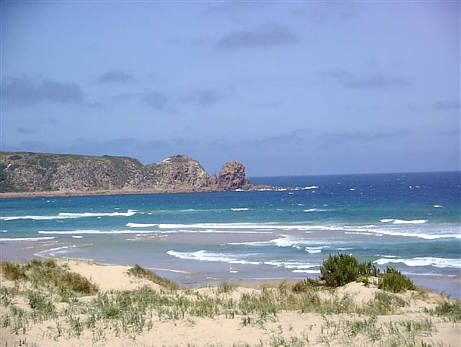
<box><xmin>1</xmin><ymin>172</ymin><xmax>460</xmax><ymax>296</ymax></box>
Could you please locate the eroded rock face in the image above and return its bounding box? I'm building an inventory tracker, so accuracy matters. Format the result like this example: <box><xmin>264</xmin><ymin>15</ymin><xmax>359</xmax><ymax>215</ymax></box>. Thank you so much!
<box><xmin>137</xmin><ymin>155</ymin><xmax>218</xmax><ymax>190</ymax></box>
<box><xmin>218</xmin><ymin>162</ymin><xmax>251</xmax><ymax>191</ymax></box>
<box><xmin>0</xmin><ymin>152</ymin><xmax>251</xmax><ymax>193</ymax></box>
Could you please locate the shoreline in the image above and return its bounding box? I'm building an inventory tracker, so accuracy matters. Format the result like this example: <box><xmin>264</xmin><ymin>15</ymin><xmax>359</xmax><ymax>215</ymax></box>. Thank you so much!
<box><xmin>0</xmin><ymin>184</ymin><xmax>274</xmax><ymax>199</ymax></box>
<box><xmin>0</xmin><ymin>188</ymin><xmax>227</xmax><ymax>199</ymax></box>
<box><xmin>3</xmin><ymin>246</ymin><xmax>461</xmax><ymax>299</ymax></box>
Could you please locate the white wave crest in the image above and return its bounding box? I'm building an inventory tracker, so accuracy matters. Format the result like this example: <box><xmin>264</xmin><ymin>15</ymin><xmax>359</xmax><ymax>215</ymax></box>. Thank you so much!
<box><xmin>433</xmin><ymin>205</ymin><xmax>443</xmax><ymax>208</ymax></box>
<box><xmin>305</xmin><ymin>246</ymin><xmax>326</xmax><ymax>254</ymax></box>
<box><xmin>0</xmin><ymin>237</ymin><xmax>55</xmax><ymax>241</ymax></box>
<box><xmin>364</xmin><ymin>229</ymin><xmax>460</xmax><ymax>240</ymax></box>
<box><xmin>1</xmin><ymin>210</ymin><xmax>136</xmax><ymax>221</ymax></box>
<box><xmin>158</xmin><ymin>223</ymin><xmax>314</xmax><ymax>231</ymax></box>
<box><xmin>374</xmin><ymin>257</ymin><xmax>461</xmax><ymax>269</ymax></box>
<box><xmin>379</xmin><ymin>219</ymin><xmax>427</xmax><ymax>224</ymax></box>
<box><xmin>38</xmin><ymin>229</ymin><xmax>157</xmax><ymax>235</ymax></box>
<box><xmin>393</xmin><ymin>219</ymin><xmax>428</xmax><ymax>224</ymax></box>
<box><xmin>126</xmin><ymin>223</ymin><xmax>158</xmax><ymax>228</ymax></box>
<box><xmin>304</xmin><ymin>208</ymin><xmax>330</xmax><ymax>212</ymax></box>
<box><xmin>264</xmin><ymin>261</ymin><xmax>317</xmax><ymax>270</ymax></box>
<box><xmin>230</xmin><ymin>208</ymin><xmax>249</xmax><ymax>211</ymax></box>
<box><xmin>34</xmin><ymin>245</ymin><xmax>78</xmax><ymax>258</ymax></box>
<box><xmin>292</xmin><ymin>269</ymin><xmax>320</xmax><ymax>274</ymax></box>
<box><xmin>229</xmin><ymin>237</ymin><xmax>329</xmax><ymax>252</ymax></box>
<box><xmin>166</xmin><ymin>250</ymin><xmax>260</xmax><ymax>265</ymax></box>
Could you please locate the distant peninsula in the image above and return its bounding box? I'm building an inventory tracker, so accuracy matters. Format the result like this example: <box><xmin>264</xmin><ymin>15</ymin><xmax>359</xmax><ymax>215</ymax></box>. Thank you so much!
<box><xmin>0</xmin><ymin>152</ymin><xmax>258</xmax><ymax>198</ymax></box>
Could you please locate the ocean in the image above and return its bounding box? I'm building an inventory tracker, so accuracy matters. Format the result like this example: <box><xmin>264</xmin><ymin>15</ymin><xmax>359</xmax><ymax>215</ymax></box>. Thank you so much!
<box><xmin>1</xmin><ymin>171</ymin><xmax>460</xmax><ymax>297</ymax></box>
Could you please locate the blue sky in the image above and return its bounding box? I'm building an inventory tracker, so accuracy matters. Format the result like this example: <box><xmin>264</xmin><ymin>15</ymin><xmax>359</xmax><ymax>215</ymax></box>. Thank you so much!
<box><xmin>1</xmin><ymin>1</ymin><xmax>459</xmax><ymax>176</ymax></box>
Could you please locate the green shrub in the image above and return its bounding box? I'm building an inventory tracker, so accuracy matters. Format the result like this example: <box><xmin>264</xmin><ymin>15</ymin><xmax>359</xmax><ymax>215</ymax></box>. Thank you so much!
<box><xmin>358</xmin><ymin>261</ymin><xmax>379</xmax><ymax>277</ymax></box>
<box><xmin>378</xmin><ymin>268</ymin><xmax>415</xmax><ymax>293</ymax></box>
<box><xmin>320</xmin><ymin>254</ymin><xmax>381</xmax><ymax>287</ymax></box>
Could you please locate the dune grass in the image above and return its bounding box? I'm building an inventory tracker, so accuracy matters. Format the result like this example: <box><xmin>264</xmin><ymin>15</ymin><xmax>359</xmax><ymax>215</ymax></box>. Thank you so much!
<box><xmin>427</xmin><ymin>300</ymin><xmax>461</xmax><ymax>322</ymax></box>
<box><xmin>0</xmin><ymin>259</ymin><xmax>451</xmax><ymax>345</ymax></box>
<box><xmin>0</xmin><ymin>259</ymin><xmax>98</xmax><ymax>296</ymax></box>
<box><xmin>127</xmin><ymin>264</ymin><xmax>179</xmax><ymax>290</ymax></box>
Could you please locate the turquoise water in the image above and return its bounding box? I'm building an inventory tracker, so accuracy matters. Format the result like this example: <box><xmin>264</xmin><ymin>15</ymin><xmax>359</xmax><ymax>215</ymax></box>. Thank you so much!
<box><xmin>1</xmin><ymin>172</ymin><xmax>460</xmax><ymax>296</ymax></box>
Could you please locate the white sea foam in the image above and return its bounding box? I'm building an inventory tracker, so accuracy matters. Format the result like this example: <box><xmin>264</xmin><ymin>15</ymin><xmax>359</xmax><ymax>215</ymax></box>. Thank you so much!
<box><xmin>433</xmin><ymin>205</ymin><xmax>443</xmax><ymax>208</ymax></box>
<box><xmin>305</xmin><ymin>246</ymin><xmax>326</xmax><ymax>254</ymax></box>
<box><xmin>364</xmin><ymin>229</ymin><xmax>460</xmax><ymax>240</ymax></box>
<box><xmin>229</xmin><ymin>237</ymin><xmax>329</xmax><ymax>252</ymax></box>
<box><xmin>170</xmin><ymin>229</ymin><xmax>272</xmax><ymax>234</ymax></box>
<box><xmin>34</xmin><ymin>245</ymin><xmax>78</xmax><ymax>258</ymax></box>
<box><xmin>58</xmin><ymin>210</ymin><xmax>137</xmax><ymax>218</ymax></box>
<box><xmin>393</xmin><ymin>219</ymin><xmax>428</xmax><ymax>224</ymax></box>
<box><xmin>374</xmin><ymin>257</ymin><xmax>461</xmax><ymax>269</ymax></box>
<box><xmin>230</xmin><ymin>208</ymin><xmax>249</xmax><ymax>211</ymax></box>
<box><xmin>0</xmin><ymin>237</ymin><xmax>55</xmax><ymax>241</ymax></box>
<box><xmin>166</xmin><ymin>250</ymin><xmax>260</xmax><ymax>265</ymax></box>
<box><xmin>72</xmin><ymin>236</ymin><xmax>83</xmax><ymax>239</ymax></box>
<box><xmin>1</xmin><ymin>210</ymin><xmax>136</xmax><ymax>221</ymax></box>
<box><xmin>38</xmin><ymin>229</ymin><xmax>157</xmax><ymax>235</ymax></box>
<box><xmin>344</xmin><ymin>231</ymin><xmax>375</xmax><ymax>236</ymax></box>
<box><xmin>292</xmin><ymin>269</ymin><xmax>320</xmax><ymax>274</ymax></box>
<box><xmin>126</xmin><ymin>223</ymin><xmax>158</xmax><ymax>228</ymax></box>
<box><xmin>158</xmin><ymin>223</ymin><xmax>315</xmax><ymax>231</ymax></box>
<box><xmin>302</xmin><ymin>186</ymin><xmax>318</xmax><ymax>190</ymax></box>
<box><xmin>379</xmin><ymin>219</ymin><xmax>427</xmax><ymax>224</ymax></box>
<box><xmin>264</xmin><ymin>261</ymin><xmax>318</xmax><ymax>270</ymax></box>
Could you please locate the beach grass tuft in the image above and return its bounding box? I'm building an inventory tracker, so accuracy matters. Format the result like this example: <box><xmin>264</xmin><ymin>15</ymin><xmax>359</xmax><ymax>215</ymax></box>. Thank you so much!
<box><xmin>428</xmin><ymin>300</ymin><xmax>461</xmax><ymax>322</ymax></box>
<box><xmin>0</xmin><ymin>259</ymin><xmax>98</xmax><ymax>296</ymax></box>
<box><xmin>127</xmin><ymin>264</ymin><xmax>179</xmax><ymax>290</ymax></box>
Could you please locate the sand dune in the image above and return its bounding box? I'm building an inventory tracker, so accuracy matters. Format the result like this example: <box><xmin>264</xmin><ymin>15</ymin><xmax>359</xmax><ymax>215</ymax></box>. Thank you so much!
<box><xmin>0</xmin><ymin>259</ymin><xmax>459</xmax><ymax>346</ymax></box>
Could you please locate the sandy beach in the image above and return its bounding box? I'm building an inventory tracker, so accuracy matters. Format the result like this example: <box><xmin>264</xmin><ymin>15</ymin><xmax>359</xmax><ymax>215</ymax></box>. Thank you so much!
<box><xmin>0</xmin><ymin>258</ymin><xmax>460</xmax><ymax>347</ymax></box>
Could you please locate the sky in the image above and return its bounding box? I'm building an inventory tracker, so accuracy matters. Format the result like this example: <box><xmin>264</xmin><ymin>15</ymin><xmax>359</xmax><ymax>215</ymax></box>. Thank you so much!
<box><xmin>0</xmin><ymin>1</ymin><xmax>459</xmax><ymax>176</ymax></box>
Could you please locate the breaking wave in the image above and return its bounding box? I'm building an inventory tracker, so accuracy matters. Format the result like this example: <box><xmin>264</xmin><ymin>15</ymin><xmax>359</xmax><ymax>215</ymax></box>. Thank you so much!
<box><xmin>379</xmin><ymin>219</ymin><xmax>428</xmax><ymax>224</ymax></box>
<box><xmin>374</xmin><ymin>257</ymin><xmax>461</xmax><ymax>269</ymax></box>
<box><xmin>166</xmin><ymin>250</ymin><xmax>260</xmax><ymax>265</ymax></box>
<box><xmin>1</xmin><ymin>210</ymin><xmax>136</xmax><ymax>221</ymax></box>
<box><xmin>167</xmin><ymin>250</ymin><xmax>320</xmax><ymax>271</ymax></box>
<box><xmin>38</xmin><ymin>229</ymin><xmax>157</xmax><ymax>235</ymax></box>
<box><xmin>126</xmin><ymin>223</ymin><xmax>158</xmax><ymax>228</ymax></box>
<box><xmin>0</xmin><ymin>237</ymin><xmax>55</xmax><ymax>241</ymax></box>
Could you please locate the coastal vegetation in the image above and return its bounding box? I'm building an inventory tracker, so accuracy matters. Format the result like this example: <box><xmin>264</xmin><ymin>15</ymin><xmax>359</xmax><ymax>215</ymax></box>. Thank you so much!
<box><xmin>319</xmin><ymin>254</ymin><xmax>379</xmax><ymax>287</ymax></box>
<box><xmin>0</xmin><ymin>258</ymin><xmax>458</xmax><ymax>346</ymax></box>
<box><xmin>127</xmin><ymin>264</ymin><xmax>179</xmax><ymax>290</ymax></box>
<box><xmin>378</xmin><ymin>267</ymin><xmax>416</xmax><ymax>293</ymax></box>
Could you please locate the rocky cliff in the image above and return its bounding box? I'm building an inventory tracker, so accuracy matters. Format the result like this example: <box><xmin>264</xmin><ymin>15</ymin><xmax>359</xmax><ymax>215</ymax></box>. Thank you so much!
<box><xmin>0</xmin><ymin>152</ymin><xmax>252</xmax><ymax>194</ymax></box>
